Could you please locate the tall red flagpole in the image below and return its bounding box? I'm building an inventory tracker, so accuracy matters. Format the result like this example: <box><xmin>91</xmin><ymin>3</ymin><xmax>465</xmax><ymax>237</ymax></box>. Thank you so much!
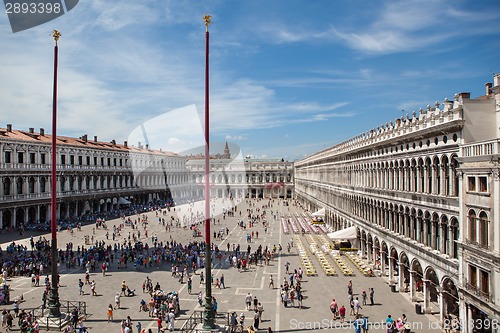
<box><xmin>49</xmin><ymin>29</ymin><xmax>61</xmax><ymax>318</ymax></box>
<box><xmin>202</xmin><ymin>14</ymin><xmax>215</xmax><ymax>329</ymax></box>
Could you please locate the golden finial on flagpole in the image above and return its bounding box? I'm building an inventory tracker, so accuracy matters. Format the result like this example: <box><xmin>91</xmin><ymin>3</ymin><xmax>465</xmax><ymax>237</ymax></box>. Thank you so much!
<box><xmin>203</xmin><ymin>14</ymin><xmax>212</xmax><ymax>31</ymax></box>
<box><xmin>51</xmin><ymin>30</ymin><xmax>61</xmax><ymax>46</ymax></box>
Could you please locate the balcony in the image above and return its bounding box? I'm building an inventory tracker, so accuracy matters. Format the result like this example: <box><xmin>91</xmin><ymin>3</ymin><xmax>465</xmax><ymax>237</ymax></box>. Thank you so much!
<box><xmin>464</xmin><ymin>239</ymin><xmax>491</xmax><ymax>252</ymax></box>
<box><xmin>461</xmin><ymin>139</ymin><xmax>500</xmax><ymax>157</ymax></box>
<box><xmin>465</xmin><ymin>282</ymin><xmax>494</xmax><ymax>304</ymax></box>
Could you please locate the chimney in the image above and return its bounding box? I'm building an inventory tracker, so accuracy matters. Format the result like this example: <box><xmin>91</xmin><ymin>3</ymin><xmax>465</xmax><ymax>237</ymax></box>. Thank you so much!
<box><xmin>138</xmin><ymin>141</ymin><xmax>142</xmax><ymax>148</ymax></box>
<box><xmin>29</xmin><ymin>127</ymin><xmax>34</xmax><ymax>134</ymax></box>
<box><xmin>94</xmin><ymin>136</ymin><xmax>98</xmax><ymax>142</ymax></box>
<box><xmin>6</xmin><ymin>124</ymin><xmax>12</xmax><ymax>132</ymax></box>
<box><xmin>458</xmin><ymin>92</ymin><xmax>470</xmax><ymax>100</ymax></box>
<box><xmin>111</xmin><ymin>139</ymin><xmax>116</xmax><ymax>146</ymax></box>
<box><xmin>82</xmin><ymin>134</ymin><xmax>88</xmax><ymax>142</ymax></box>
<box><xmin>485</xmin><ymin>82</ymin><xmax>493</xmax><ymax>95</ymax></box>
<box><xmin>40</xmin><ymin>128</ymin><xmax>45</xmax><ymax>136</ymax></box>
<box><xmin>146</xmin><ymin>144</ymin><xmax>149</xmax><ymax>149</ymax></box>
<box><xmin>124</xmin><ymin>141</ymin><xmax>128</xmax><ymax>148</ymax></box>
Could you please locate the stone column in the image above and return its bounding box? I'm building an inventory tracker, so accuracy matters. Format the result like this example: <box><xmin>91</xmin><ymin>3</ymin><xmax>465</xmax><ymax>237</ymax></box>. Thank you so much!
<box><xmin>388</xmin><ymin>256</ymin><xmax>394</xmax><ymax>284</ymax></box>
<box><xmin>373</xmin><ymin>245</ymin><xmax>377</xmax><ymax>268</ymax></box>
<box><xmin>409</xmin><ymin>270</ymin><xmax>415</xmax><ymax>300</ymax></box>
<box><xmin>423</xmin><ymin>219</ymin><xmax>429</xmax><ymax>247</ymax></box>
<box><xmin>416</xmin><ymin>217</ymin><xmax>421</xmax><ymax>243</ymax></box>
<box><xmin>438</xmin><ymin>287</ymin><xmax>445</xmax><ymax>327</ymax></box>
<box><xmin>46</xmin><ymin>205</ymin><xmax>50</xmax><ymax>222</ymax></box>
<box><xmin>13</xmin><ymin>207</ymin><xmax>17</xmax><ymax>228</ymax></box>
<box><xmin>360</xmin><ymin>239</ymin><xmax>365</xmax><ymax>259</ymax></box>
<box><xmin>449</xmin><ymin>165</ymin><xmax>456</xmax><ymax>196</ymax></box>
<box><xmin>440</xmin><ymin>165</ymin><xmax>446</xmax><ymax>196</ymax></box>
<box><xmin>380</xmin><ymin>251</ymin><xmax>386</xmax><ymax>275</ymax></box>
<box><xmin>431</xmin><ymin>222</ymin><xmax>437</xmax><ymax>250</ymax></box>
<box><xmin>458</xmin><ymin>298</ymin><xmax>468</xmax><ymax>333</ymax></box>
<box><xmin>398</xmin><ymin>263</ymin><xmax>404</xmax><ymax>292</ymax></box>
<box><xmin>36</xmin><ymin>206</ymin><xmax>40</xmax><ymax>223</ymax></box>
<box><xmin>423</xmin><ymin>166</ymin><xmax>428</xmax><ymax>193</ymax></box>
<box><xmin>441</xmin><ymin>223</ymin><xmax>447</xmax><ymax>255</ymax></box>
<box><xmin>0</xmin><ymin>210</ymin><xmax>3</xmax><ymax>229</ymax></box>
<box><xmin>423</xmin><ymin>279</ymin><xmax>431</xmax><ymax>313</ymax></box>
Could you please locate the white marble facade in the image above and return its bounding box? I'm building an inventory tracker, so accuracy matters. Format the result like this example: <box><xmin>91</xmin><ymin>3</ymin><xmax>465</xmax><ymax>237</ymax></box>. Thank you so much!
<box><xmin>294</xmin><ymin>75</ymin><xmax>500</xmax><ymax>332</ymax></box>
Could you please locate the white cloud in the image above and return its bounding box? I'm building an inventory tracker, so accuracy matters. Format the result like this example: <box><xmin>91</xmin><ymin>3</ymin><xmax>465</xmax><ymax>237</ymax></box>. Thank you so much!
<box><xmin>225</xmin><ymin>135</ymin><xmax>247</xmax><ymax>141</ymax></box>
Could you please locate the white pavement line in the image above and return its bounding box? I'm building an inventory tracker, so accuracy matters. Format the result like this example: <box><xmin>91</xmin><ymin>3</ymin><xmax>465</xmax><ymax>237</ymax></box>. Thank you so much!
<box><xmin>234</xmin><ymin>277</ymin><xmax>265</xmax><ymax>295</ymax></box>
<box><xmin>144</xmin><ymin>319</ymin><xmax>157</xmax><ymax>331</ymax></box>
<box><xmin>275</xmin><ymin>204</ymin><xmax>283</xmax><ymax>333</ymax></box>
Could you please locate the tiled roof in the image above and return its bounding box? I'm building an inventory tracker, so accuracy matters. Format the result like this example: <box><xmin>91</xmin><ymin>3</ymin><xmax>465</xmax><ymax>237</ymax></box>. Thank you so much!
<box><xmin>0</xmin><ymin>127</ymin><xmax>178</xmax><ymax>156</ymax></box>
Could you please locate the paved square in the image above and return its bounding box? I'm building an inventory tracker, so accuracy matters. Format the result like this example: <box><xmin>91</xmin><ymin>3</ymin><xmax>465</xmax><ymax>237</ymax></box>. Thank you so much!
<box><xmin>0</xmin><ymin>199</ymin><xmax>442</xmax><ymax>332</ymax></box>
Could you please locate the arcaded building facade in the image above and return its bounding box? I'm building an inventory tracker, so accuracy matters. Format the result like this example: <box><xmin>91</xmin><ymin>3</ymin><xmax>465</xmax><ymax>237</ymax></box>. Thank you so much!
<box><xmin>294</xmin><ymin>75</ymin><xmax>500</xmax><ymax>331</ymax></box>
<box><xmin>0</xmin><ymin>126</ymin><xmax>190</xmax><ymax>228</ymax></box>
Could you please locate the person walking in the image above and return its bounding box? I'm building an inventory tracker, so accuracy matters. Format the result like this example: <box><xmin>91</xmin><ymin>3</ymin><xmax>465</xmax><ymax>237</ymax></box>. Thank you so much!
<box><xmin>187</xmin><ymin>277</ymin><xmax>192</xmax><ymax>294</ymax></box>
<box><xmin>330</xmin><ymin>298</ymin><xmax>338</xmax><ymax>320</ymax></box>
<box><xmin>353</xmin><ymin>315</ymin><xmax>362</xmax><ymax>333</ymax></box>
<box><xmin>339</xmin><ymin>305</ymin><xmax>346</xmax><ymax>323</ymax></box>
<box><xmin>167</xmin><ymin>309</ymin><xmax>175</xmax><ymax>332</ymax></box>
<box><xmin>369</xmin><ymin>288</ymin><xmax>374</xmax><ymax>306</ymax></box>
<box><xmin>157</xmin><ymin>316</ymin><xmax>163</xmax><ymax>333</ymax></box>
<box><xmin>107</xmin><ymin>304</ymin><xmax>113</xmax><ymax>322</ymax></box>
<box><xmin>245</xmin><ymin>293</ymin><xmax>252</xmax><ymax>310</ymax></box>
<box><xmin>78</xmin><ymin>279</ymin><xmax>84</xmax><ymax>295</ymax></box>
<box><xmin>257</xmin><ymin>302</ymin><xmax>264</xmax><ymax>321</ymax></box>
<box><xmin>121</xmin><ymin>280</ymin><xmax>127</xmax><ymax>296</ymax></box>
<box><xmin>220</xmin><ymin>274</ymin><xmax>225</xmax><ymax>289</ymax></box>
<box><xmin>385</xmin><ymin>315</ymin><xmax>394</xmax><ymax>333</ymax></box>
<box><xmin>114</xmin><ymin>292</ymin><xmax>121</xmax><ymax>309</ymax></box>
<box><xmin>362</xmin><ymin>316</ymin><xmax>369</xmax><ymax>333</ymax></box>
<box><xmin>269</xmin><ymin>275</ymin><xmax>274</xmax><ymax>289</ymax></box>
<box><xmin>91</xmin><ymin>280</ymin><xmax>97</xmax><ymax>296</ymax></box>
<box><xmin>354</xmin><ymin>297</ymin><xmax>362</xmax><ymax>316</ymax></box>
<box><xmin>361</xmin><ymin>290</ymin><xmax>367</xmax><ymax>306</ymax></box>
<box><xmin>253</xmin><ymin>310</ymin><xmax>260</xmax><ymax>330</ymax></box>
<box><xmin>297</xmin><ymin>291</ymin><xmax>303</xmax><ymax>309</ymax></box>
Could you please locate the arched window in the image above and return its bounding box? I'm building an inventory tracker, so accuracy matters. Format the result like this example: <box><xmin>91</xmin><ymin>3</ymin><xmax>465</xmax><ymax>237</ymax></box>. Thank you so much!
<box><xmin>28</xmin><ymin>177</ymin><xmax>35</xmax><ymax>194</ymax></box>
<box><xmin>16</xmin><ymin>177</ymin><xmax>24</xmax><ymax>194</ymax></box>
<box><xmin>479</xmin><ymin>211</ymin><xmax>489</xmax><ymax>248</ymax></box>
<box><xmin>468</xmin><ymin>209</ymin><xmax>477</xmax><ymax>243</ymax></box>
<box><xmin>3</xmin><ymin>178</ymin><xmax>11</xmax><ymax>195</ymax></box>
<box><xmin>39</xmin><ymin>177</ymin><xmax>46</xmax><ymax>193</ymax></box>
<box><xmin>60</xmin><ymin>176</ymin><xmax>66</xmax><ymax>192</ymax></box>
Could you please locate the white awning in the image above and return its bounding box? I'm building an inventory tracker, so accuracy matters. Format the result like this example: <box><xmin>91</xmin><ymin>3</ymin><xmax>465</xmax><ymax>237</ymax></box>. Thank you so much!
<box><xmin>312</xmin><ymin>207</ymin><xmax>325</xmax><ymax>217</ymax></box>
<box><xmin>327</xmin><ymin>226</ymin><xmax>357</xmax><ymax>240</ymax></box>
<box><xmin>118</xmin><ymin>197</ymin><xmax>131</xmax><ymax>205</ymax></box>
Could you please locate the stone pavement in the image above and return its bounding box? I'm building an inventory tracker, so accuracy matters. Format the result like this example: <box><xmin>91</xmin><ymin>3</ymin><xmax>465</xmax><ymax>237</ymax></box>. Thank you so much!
<box><xmin>0</xmin><ymin>199</ymin><xmax>444</xmax><ymax>332</ymax></box>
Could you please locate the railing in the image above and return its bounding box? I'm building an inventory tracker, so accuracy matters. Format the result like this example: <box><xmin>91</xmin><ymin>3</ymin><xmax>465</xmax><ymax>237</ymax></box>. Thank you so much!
<box><xmin>28</xmin><ymin>300</ymin><xmax>87</xmax><ymax>331</ymax></box>
<box><xmin>465</xmin><ymin>282</ymin><xmax>494</xmax><ymax>304</ymax></box>
<box><xmin>464</xmin><ymin>239</ymin><xmax>490</xmax><ymax>251</ymax></box>
<box><xmin>462</xmin><ymin>139</ymin><xmax>500</xmax><ymax>157</ymax></box>
<box><xmin>179</xmin><ymin>310</ymin><xmax>229</xmax><ymax>333</ymax></box>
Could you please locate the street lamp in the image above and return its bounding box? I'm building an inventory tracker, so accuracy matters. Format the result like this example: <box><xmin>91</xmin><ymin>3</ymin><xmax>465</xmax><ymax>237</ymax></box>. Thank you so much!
<box><xmin>202</xmin><ymin>14</ymin><xmax>215</xmax><ymax>329</ymax></box>
<box><xmin>48</xmin><ymin>29</ymin><xmax>61</xmax><ymax>318</ymax></box>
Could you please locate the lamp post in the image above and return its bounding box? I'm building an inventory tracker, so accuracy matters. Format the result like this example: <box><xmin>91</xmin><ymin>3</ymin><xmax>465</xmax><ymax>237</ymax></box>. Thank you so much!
<box><xmin>202</xmin><ymin>14</ymin><xmax>215</xmax><ymax>329</ymax></box>
<box><xmin>48</xmin><ymin>29</ymin><xmax>61</xmax><ymax>318</ymax></box>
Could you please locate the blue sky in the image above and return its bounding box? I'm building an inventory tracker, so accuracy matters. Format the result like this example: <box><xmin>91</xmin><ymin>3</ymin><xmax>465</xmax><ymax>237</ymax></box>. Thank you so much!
<box><xmin>1</xmin><ymin>0</ymin><xmax>499</xmax><ymax>160</ymax></box>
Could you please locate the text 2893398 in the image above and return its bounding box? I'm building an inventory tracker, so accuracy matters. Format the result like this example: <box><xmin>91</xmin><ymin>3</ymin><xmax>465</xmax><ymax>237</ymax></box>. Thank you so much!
<box><xmin>5</xmin><ymin>2</ymin><xmax>61</xmax><ymax>14</ymax></box>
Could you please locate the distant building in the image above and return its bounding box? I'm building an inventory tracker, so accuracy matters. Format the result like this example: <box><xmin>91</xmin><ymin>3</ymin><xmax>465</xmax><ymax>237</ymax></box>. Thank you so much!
<box><xmin>0</xmin><ymin>128</ymin><xmax>188</xmax><ymax>227</ymax></box>
<box><xmin>294</xmin><ymin>75</ymin><xmax>500</xmax><ymax>331</ymax></box>
<box><xmin>185</xmin><ymin>143</ymin><xmax>293</xmax><ymax>199</ymax></box>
